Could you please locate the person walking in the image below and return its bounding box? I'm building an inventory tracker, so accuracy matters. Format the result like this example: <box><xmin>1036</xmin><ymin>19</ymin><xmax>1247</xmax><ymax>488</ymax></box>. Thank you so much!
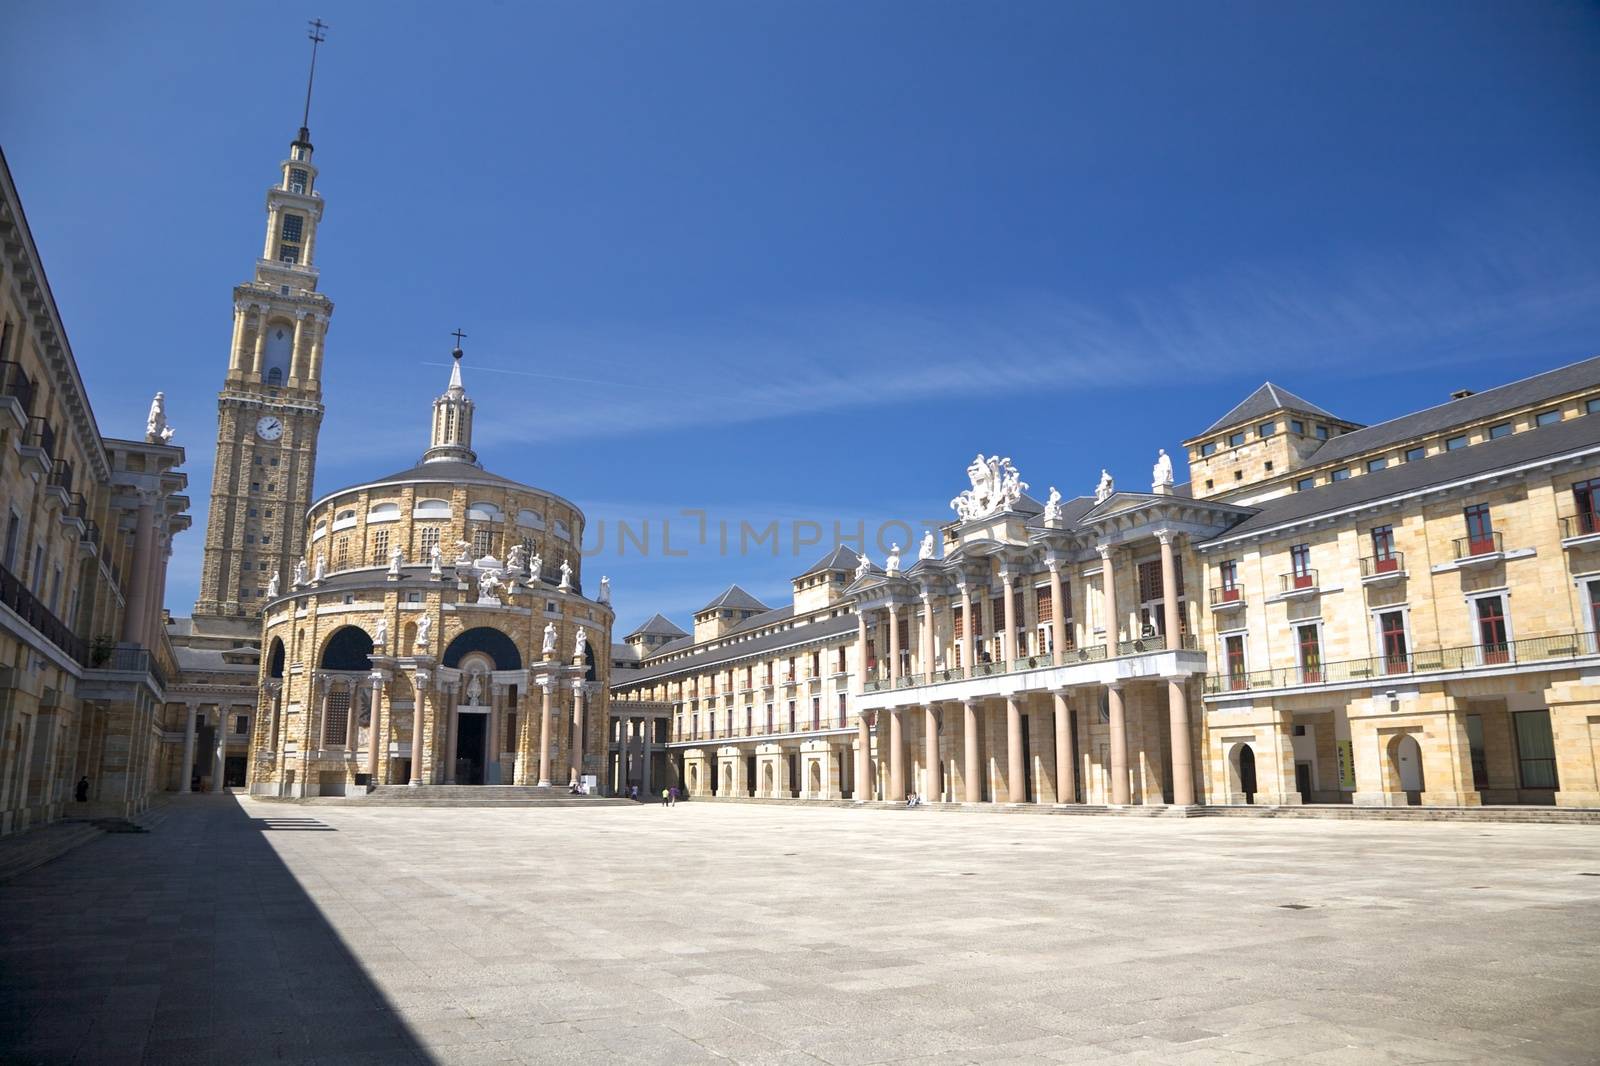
<box><xmin>75</xmin><ymin>776</ymin><xmax>89</xmax><ymax>802</ymax></box>
<box><xmin>660</xmin><ymin>788</ymin><xmax>669</xmax><ymax>807</ymax></box>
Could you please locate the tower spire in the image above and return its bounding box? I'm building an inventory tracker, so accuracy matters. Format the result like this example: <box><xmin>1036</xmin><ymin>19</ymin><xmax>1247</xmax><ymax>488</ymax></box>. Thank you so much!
<box><xmin>425</xmin><ymin>332</ymin><xmax>477</xmax><ymax>465</ymax></box>
<box><xmin>299</xmin><ymin>18</ymin><xmax>328</xmax><ymax>144</ymax></box>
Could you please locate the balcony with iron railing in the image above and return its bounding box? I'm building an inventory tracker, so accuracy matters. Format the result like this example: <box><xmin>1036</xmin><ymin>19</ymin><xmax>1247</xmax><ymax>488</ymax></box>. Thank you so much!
<box><xmin>1359</xmin><ymin>552</ymin><xmax>1406</xmax><ymax>583</ymax></box>
<box><xmin>58</xmin><ymin>493</ymin><xmax>87</xmax><ymax>532</ymax></box>
<box><xmin>1209</xmin><ymin>584</ymin><xmax>1244</xmax><ymax>610</ymax></box>
<box><xmin>1204</xmin><ymin>631</ymin><xmax>1597</xmax><ymax>696</ymax></box>
<box><xmin>861</xmin><ymin>637</ymin><xmax>1190</xmax><ymax>693</ymax></box>
<box><xmin>1559</xmin><ymin>512</ymin><xmax>1600</xmax><ymax>546</ymax></box>
<box><xmin>1452</xmin><ymin>530</ymin><xmax>1504</xmax><ymax>562</ymax></box>
<box><xmin>0</xmin><ymin>560</ymin><xmax>86</xmax><ymax>664</ymax></box>
<box><xmin>1278</xmin><ymin>569</ymin><xmax>1319</xmax><ymax>597</ymax></box>
<box><xmin>19</xmin><ymin>416</ymin><xmax>56</xmax><ymax>475</ymax></box>
<box><xmin>0</xmin><ymin>360</ymin><xmax>36</xmax><ymax>422</ymax></box>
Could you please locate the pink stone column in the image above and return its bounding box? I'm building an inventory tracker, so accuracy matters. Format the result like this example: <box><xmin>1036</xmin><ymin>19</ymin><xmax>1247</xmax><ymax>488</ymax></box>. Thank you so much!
<box><xmin>920</xmin><ymin>594</ymin><xmax>935</xmax><ymax>678</ymax></box>
<box><xmin>855</xmin><ymin>713</ymin><xmax>873</xmax><ymax>800</ymax></box>
<box><xmin>537</xmin><ymin>679</ymin><xmax>554</xmax><ymax>786</ymax></box>
<box><xmin>1001</xmin><ymin>573</ymin><xmax>1017</xmax><ymax>667</ymax></box>
<box><xmin>958</xmin><ymin>583</ymin><xmax>973</xmax><ymax>674</ymax></box>
<box><xmin>1108</xmin><ymin>682</ymin><xmax>1129</xmax><ymax>805</ymax></box>
<box><xmin>121</xmin><ymin>492</ymin><xmax>156</xmax><ymax>646</ymax></box>
<box><xmin>444</xmin><ymin>684</ymin><xmax>460</xmax><ymax>784</ymax></box>
<box><xmin>1006</xmin><ymin>696</ymin><xmax>1024</xmax><ymax>802</ymax></box>
<box><xmin>887</xmin><ymin>605</ymin><xmax>901</xmax><ymax>684</ymax></box>
<box><xmin>569</xmin><ymin>680</ymin><xmax>587</xmax><ymax>786</ymax></box>
<box><xmin>964</xmin><ymin>700</ymin><xmax>980</xmax><ymax>802</ymax></box>
<box><xmin>923</xmin><ymin>703</ymin><xmax>940</xmax><ymax>801</ymax></box>
<box><xmin>887</xmin><ymin>707</ymin><xmax>905</xmax><ymax>801</ymax></box>
<box><xmin>365</xmin><ymin>671</ymin><xmax>384</xmax><ymax>780</ymax></box>
<box><xmin>1158</xmin><ymin>531</ymin><xmax>1196</xmax><ymax>807</ymax></box>
<box><xmin>1053</xmin><ymin>690</ymin><xmax>1076</xmax><ymax>804</ymax></box>
<box><xmin>1048</xmin><ymin>561</ymin><xmax>1067</xmax><ymax>666</ymax></box>
<box><xmin>855</xmin><ymin>610</ymin><xmax>869</xmax><ymax>692</ymax></box>
<box><xmin>409</xmin><ymin>672</ymin><xmax>429</xmax><ymax>785</ymax></box>
<box><xmin>1099</xmin><ymin>544</ymin><xmax>1119</xmax><ymax>657</ymax></box>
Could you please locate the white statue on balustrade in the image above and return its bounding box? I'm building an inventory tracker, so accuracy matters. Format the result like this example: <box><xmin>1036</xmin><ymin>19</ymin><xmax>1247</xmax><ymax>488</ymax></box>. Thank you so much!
<box><xmin>574</xmin><ymin>625</ymin><xmax>588</xmax><ymax>660</ymax></box>
<box><xmin>266</xmin><ymin>572</ymin><xmax>280</xmax><ymax>598</ymax></box>
<box><xmin>950</xmin><ymin>453</ymin><xmax>1028</xmax><ymax>521</ymax></box>
<box><xmin>388</xmin><ymin>545</ymin><xmax>404</xmax><ymax>576</ymax></box>
<box><xmin>373</xmin><ymin>616</ymin><xmax>387</xmax><ymax>647</ymax></box>
<box><xmin>416</xmin><ymin>614</ymin><xmax>432</xmax><ymax>648</ymax></box>
<box><xmin>542</xmin><ymin>621</ymin><xmax>558</xmax><ymax>658</ymax></box>
<box><xmin>145</xmin><ymin>392</ymin><xmax>176</xmax><ymax>444</ymax></box>
<box><xmin>558</xmin><ymin>558</ymin><xmax>573</xmax><ymax>591</ymax></box>
<box><xmin>598</xmin><ymin>575</ymin><xmax>611</xmax><ymax>604</ymax></box>
<box><xmin>312</xmin><ymin>553</ymin><xmax>326</xmax><ymax>582</ymax></box>
<box><xmin>429</xmin><ymin>543</ymin><xmax>442</xmax><ymax>576</ymax></box>
<box><xmin>466</xmin><ymin>670</ymin><xmax>484</xmax><ymax>705</ymax></box>
<box><xmin>918</xmin><ymin>531</ymin><xmax>936</xmax><ymax>560</ymax></box>
<box><xmin>1094</xmin><ymin>469</ymin><xmax>1114</xmax><ymax>504</ymax></box>
<box><xmin>506</xmin><ymin>543</ymin><xmax>526</xmax><ymax>574</ymax></box>
<box><xmin>1043</xmin><ymin>486</ymin><xmax>1063</xmax><ymax>523</ymax></box>
<box><xmin>1152</xmin><ymin>449</ymin><xmax>1174</xmax><ymax>491</ymax></box>
<box><xmin>292</xmin><ymin>560</ymin><xmax>307</xmax><ymax>587</ymax></box>
<box><xmin>854</xmin><ymin>550</ymin><xmax>871</xmax><ymax>581</ymax></box>
<box><xmin>454</xmin><ymin>540</ymin><xmax>473</xmax><ymax>566</ymax></box>
<box><xmin>528</xmin><ymin>551</ymin><xmax>543</xmax><ymax>585</ymax></box>
<box><xmin>885</xmin><ymin>544</ymin><xmax>901</xmax><ymax>576</ymax></box>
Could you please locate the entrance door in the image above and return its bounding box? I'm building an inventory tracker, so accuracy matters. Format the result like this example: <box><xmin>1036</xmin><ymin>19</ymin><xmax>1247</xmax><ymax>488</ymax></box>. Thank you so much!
<box><xmin>1294</xmin><ymin>761</ymin><xmax>1312</xmax><ymax>804</ymax></box>
<box><xmin>1395</xmin><ymin>734</ymin><xmax>1424</xmax><ymax>798</ymax></box>
<box><xmin>1238</xmin><ymin>744</ymin><xmax>1257</xmax><ymax>804</ymax></box>
<box><xmin>1019</xmin><ymin>714</ymin><xmax>1033</xmax><ymax>802</ymax></box>
<box><xmin>745</xmin><ymin>755</ymin><xmax>757</xmax><ymax>798</ymax></box>
<box><xmin>456</xmin><ymin>713</ymin><xmax>487</xmax><ymax>785</ymax></box>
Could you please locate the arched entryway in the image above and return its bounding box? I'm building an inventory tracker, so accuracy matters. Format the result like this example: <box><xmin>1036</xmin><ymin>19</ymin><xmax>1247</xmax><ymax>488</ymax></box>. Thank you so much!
<box><xmin>762</xmin><ymin>763</ymin><xmax>774</xmax><ymax>796</ymax></box>
<box><xmin>1388</xmin><ymin>733</ymin><xmax>1424</xmax><ymax>804</ymax></box>
<box><xmin>1233</xmin><ymin>743</ymin><xmax>1258</xmax><ymax>804</ymax></box>
<box><xmin>808</xmin><ymin>761</ymin><xmax>822</xmax><ymax>796</ymax></box>
<box><xmin>266</xmin><ymin>637</ymin><xmax>285</xmax><ymax>679</ymax></box>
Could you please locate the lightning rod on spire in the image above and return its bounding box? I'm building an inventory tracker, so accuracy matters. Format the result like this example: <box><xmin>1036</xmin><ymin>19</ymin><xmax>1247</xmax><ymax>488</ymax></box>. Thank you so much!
<box><xmin>301</xmin><ymin>18</ymin><xmax>328</xmax><ymax>134</ymax></box>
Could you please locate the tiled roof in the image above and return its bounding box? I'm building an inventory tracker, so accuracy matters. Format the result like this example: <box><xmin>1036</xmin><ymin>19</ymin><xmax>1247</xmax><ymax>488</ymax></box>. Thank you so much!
<box><xmin>1198</xmin><ymin>382</ymin><xmax>1346</xmax><ymax>438</ymax></box>
<box><xmin>625</xmin><ymin>612</ymin><xmax>688</xmax><ymax>640</ymax></box>
<box><xmin>795</xmin><ymin>544</ymin><xmax>862</xmax><ymax>578</ymax></box>
<box><xmin>619</xmin><ymin>611</ymin><xmax>858</xmax><ymax>685</ymax></box>
<box><xmin>696</xmin><ymin>585</ymin><xmax>769</xmax><ymax>614</ymax></box>
<box><xmin>1203</xmin><ymin>410</ymin><xmax>1600</xmax><ymax>544</ymax></box>
<box><xmin>1303</xmin><ymin>354</ymin><xmax>1600</xmax><ymax>469</ymax></box>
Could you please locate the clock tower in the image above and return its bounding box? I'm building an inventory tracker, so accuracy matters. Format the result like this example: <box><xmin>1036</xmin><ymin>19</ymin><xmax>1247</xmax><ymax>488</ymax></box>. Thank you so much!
<box><xmin>193</xmin><ymin>62</ymin><xmax>333</xmax><ymax>620</ymax></box>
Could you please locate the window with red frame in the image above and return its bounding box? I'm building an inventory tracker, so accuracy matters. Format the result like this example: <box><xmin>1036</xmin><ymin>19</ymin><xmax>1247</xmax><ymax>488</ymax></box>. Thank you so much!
<box><xmin>1380</xmin><ymin>611</ymin><xmax>1409</xmax><ymax>673</ymax></box>
<box><xmin>1219</xmin><ymin>559</ymin><xmax>1239</xmax><ymax>601</ymax></box>
<box><xmin>1370</xmin><ymin>525</ymin><xmax>1397</xmax><ymax>571</ymax></box>
<box><xmin>1225</xmin><ymin>635</ymin><xmax>1246</xmax><ymax>690</ymax></box>
<box><xmin>1575</xmin><ymin>479</ymin><xmax>1600</xmax><ymax>535</ymax></box>
<box><xmin>1464</xmin><ymin>503</ymin><xmax>1495</xmax><ymax>555</ymax></box>
<box><xmin>1297</xmin><ymin>624</ymin><xmax>1322</xmax><ymax>682</ymax></box>
<box><xmin>1290</xmin><ymin>544</ymin><xmax>1313</xmax><ymax>588</ymax></box>
<box><xmin>1476</xmin><ymin>595</ymin><xmax>1509</xmax><ymax>663</ymax></box>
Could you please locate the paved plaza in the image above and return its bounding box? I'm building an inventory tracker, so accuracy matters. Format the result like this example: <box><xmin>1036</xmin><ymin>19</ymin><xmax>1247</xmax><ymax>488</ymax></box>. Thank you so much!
<box><xmin>3</xmin><ymin>797</ymin><xmax>1599</xmax><ymax>1064</ymax></box>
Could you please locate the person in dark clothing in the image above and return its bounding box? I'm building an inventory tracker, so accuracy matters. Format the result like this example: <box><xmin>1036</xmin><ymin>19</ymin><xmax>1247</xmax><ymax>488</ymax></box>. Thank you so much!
<box><xmin>75</xmin><ymin>777</ymin><xmax>89</xmax><ymax>802</ymax></box>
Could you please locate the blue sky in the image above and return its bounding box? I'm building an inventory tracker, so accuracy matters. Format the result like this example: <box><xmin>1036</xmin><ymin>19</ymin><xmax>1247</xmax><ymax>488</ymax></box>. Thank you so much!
<box><xmin>5</xmin><ymin>1</ymin><xmax>1599</xmax><ymax>635</ymax></box>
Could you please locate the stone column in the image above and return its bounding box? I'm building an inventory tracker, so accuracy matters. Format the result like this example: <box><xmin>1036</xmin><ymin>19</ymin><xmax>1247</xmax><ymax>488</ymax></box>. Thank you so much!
<box><xmin>1099</xmin><ymin>544</ymin><xmax>1118</xmax><ymax>657</ymax></box>
<box><xmin>1053</xmin><ymin>690</ymin><xmax>1076</xmax><ymax>804</ymax></box>
<box><xmin>958</xmin><ymin>583</ymin><xmax>973</xmax><ymax>673</ymax></box>
<box><xmin>489</xmin><ymin>682</ymin><xmax>506</xmax><ymax>785</ymax></box>
<box><xmin>365</xmin><ymin>671</ymin><xmax>384</xmax><ymax>780</ymax></box>
<box><xmin>887</xmin><ymin>605</ymin><xmax>901</xmax><ymax>684</ymax></box>
<box><xmin>121</xmin><ymin>491</ymin><xmax>156</xmax><ymax>646</ymax></box>
<box><xmin>262</xmin><ymin>207</ymin><xmax>279</xmax><ymax>259</ymax></box>
<box><xmin>855</xmin><ymin>713</ymin><xmax>873</xmax><ymax>800</ymax></box>
<box><xmin>887</xmin><ymin>707</ymin><xmax>905</xmax><ymax>801</ymax></box>
<box><xmin>855</xmin><ymin>610</ymin><xmax>869</xmax><ymax>692</ymax></box>
<box><xmin>1157</xmin><ymin>531</ymin><xmax>1196</xmax><ymax>807</ymax></box>
<box><xmin>444</xmin><ymin>682</ymin><xmax>460</xmax><ymax>784</ymax></box>
<box><xmin>409</xmin><ymin>671</ymin><xmax>429</xmax><ymax>786</ymax></box>
<box><xmin>537</xmin><ymin>678</ymin><xmax>554</xmax><ymax>786</ymax></box>
<box><xmin>250</xmin><ymin>310</ymin><xmax>269</xmax><ymax>376</ymax></box>
<box><xmin>569</xmin><ymin>680</ymin><xmax>587</xmax><ymax>786</ymax></box>
<box><xmin>1048</xmin><ymin>560</ymin><xmax>1067</xmax><ymax>666</ymax></box>
<box><xmin>210</xmin><ymin>708</ymin><xmax>226</xmax><ymax>792</ymax></box>
<box><xmin>641</xmin><ymin>718</ymin><xmax>654</xmax><ymax>796</ymax></box>
<box><xmin>1006</xmin><ymin>697</ymin><xmax>1025</xmax><ymax>802</ymax></box>
<box><xmin>923</xmin><ymin>703</ymin><xmax>940</xmax><ymax>801</ymax></box>
<box><xmin>964</xmin><ymin>700</ymin><xmax>981</xmax><ymax>802</ymax></box>
<box><xmin>1108</xmin><ymin>683</ymin><xmax>1129</xmax><ymax>805</ymax></box>
<box><xmin>289</xmin><ymin>314</ymin><xmax>307</xmax><ymax>384</ymax></box>
<box><xmin>180</xmin><ymin>704</ymin><xmax>197</xmax><ymax>792</ymax></box>
<box><xmin>920</xmin><ymin>594</ymin><xmax>935</xmax><ymax>677</ymax></box>
<box><xmin>1001</xmin><ymin>573</ymin><xmax>1017</xmax><ymax>667</ymax></box>
<box><xmin>227</xmin><ymin>303</ymin><xmax>247</xmax><ymax>373</ymax></box>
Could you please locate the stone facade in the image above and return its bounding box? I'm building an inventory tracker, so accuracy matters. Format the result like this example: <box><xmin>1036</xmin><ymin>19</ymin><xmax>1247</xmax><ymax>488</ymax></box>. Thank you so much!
<box><xmin>246</xmin><ymin>354</ymin><xmax>613</xmax><ymax>796</ymax></box>
<box><xmin>615</xmin><ymin>359</ymin><xmax>1600</xmax><ymax>811</ymax></box>
<box><xmin>0</xmin><ymin>150</ymin><xmax>191</xmax><ymax>835</ymax></box>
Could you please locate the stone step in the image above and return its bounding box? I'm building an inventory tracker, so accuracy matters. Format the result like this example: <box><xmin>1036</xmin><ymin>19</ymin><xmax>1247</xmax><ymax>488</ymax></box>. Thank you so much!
<box><xmin>0</xmin><ymin>822</ymin><xmax>104</xmax><ymax>883</ymax></box>
<box><xmin>260</xmin><ymin>785</ymin><xmax>634</xmax><ymax>808</ymax></box>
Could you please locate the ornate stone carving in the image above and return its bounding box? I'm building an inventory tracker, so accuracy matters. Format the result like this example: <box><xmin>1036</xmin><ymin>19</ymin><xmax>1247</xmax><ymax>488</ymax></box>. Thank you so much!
<box><xmin>429</xmin><ymin>543</ymin><xmax>442</xmax><ymax>577</ymax></box>
<box><xmin>598</xmin><ymin>575</ymin><xmax>611</xmax><ymax>604</ymax></box>
<box><xmin>416</xmin><ymin>614</ymin><xmax>432</xmax><ymax>648</ymax></box>
<box><xmin>574</xmin><ymin>625</ymin><xmax>587</xmax><ymax>660</ymax></box>
<box><xmin>918</xmin><ymin>531</ymin><xmax>936</xmax><ymax>560</ymax></box>
<box><xmin>558</xmin><ymin>558</ymin><xmax>573</xmax><ymax>591</ymax></box>
<box><xmin>506</xmin><ymin>543</ymin><xmax>526</xmax><ymax>574</ymax></box>
<box><xmin>145</xmin><ymin>392</ymin><xmax>175</xmax><ymax>444</ymax></box>
<box><xmin>312</xmin><ymin>553</ymin><xmax>326</xmax><ymax>582</ymax></box>
<box><xmin>1043</xmin><ymin>486</ymin><xmax>1063</xmax><ymax>523</ymax></box>
<box><xmin>885</xmin><ymin>544</ymin><xmax>901</xmax><ymax>576</ymax></box>
<box><xmin>854</xmin><ymin>550</ymin><xmax>871</xmax><ymax>581</ymax></box>
<box><xmin>373</xmin><ymin>616</ymin><xmax>387</xmax><ymax>646</ymax></box>
<box><xmin>1094</xmin><ymin>469</ymin><xmax>1114</xmax><ymax>504</ymax></box>
<box><xmin>292</xmin><ymin>559</ymin><xmax>308</xmax><ymax>587</ymax></box>
<box><xmin>950</xmin><ymin>454</ymin><xmax>1028</xmax><ymax>520</ymax></box>
<box><xmin>266</xmin><ymin>571</ymin><xmax>280</xmax><ymax>599</ymax></box>
<box><xmin>388</xmin><ymin>545</ymin><xmax>404</xmax><ymax>576</ymax></box>
<box><xmin>477</xmin><ymin>567</ymin><xmax>505</xmax><ymax>605</ymax></box>
<box><xmin>542</xmin><ymin>621</ymin><xmax>558</xmax><ymax>658</ymax></box>
<box><xmin>528</xmin><ymin>551</ymin><xmax>543</xmax><ymax>584</ymax></box>
<box><xmin>454</xmin><ymin>540</ymin><xmax>472</xmax><ymax>566</ymax></box>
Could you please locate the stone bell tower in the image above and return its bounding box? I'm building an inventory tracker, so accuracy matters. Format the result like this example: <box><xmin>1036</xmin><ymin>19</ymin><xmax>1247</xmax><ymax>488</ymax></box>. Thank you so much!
<box><xmin>193</xmin><ymin>25</ymin><xmax>334</xmax><ymax>620</ymax></box>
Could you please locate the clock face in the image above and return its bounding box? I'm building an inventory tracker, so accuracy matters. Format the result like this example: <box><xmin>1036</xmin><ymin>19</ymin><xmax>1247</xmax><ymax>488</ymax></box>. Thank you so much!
<box><xmin>256</xmin><ymin>415</ymin><xmax>284</xmax><ymax>441</ymax></box>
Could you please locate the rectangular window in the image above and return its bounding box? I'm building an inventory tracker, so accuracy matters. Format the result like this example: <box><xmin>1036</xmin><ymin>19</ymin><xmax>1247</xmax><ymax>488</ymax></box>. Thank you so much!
<box><xmin>1536</xmin><ymin>409</ymin><xmax>1561</xmax><ymax>427</ymax></box>
<box><xmin>1588</xmin><ymin>398</ymin><xmax>1600</xmax><ymax>415</ymax></box>
<box><xmin>2</xmin><ymin>512</ymin><xmax>18</xmax><ymax>570</ymax></box>
<box><xmin>333</xmin><ymin>537</ymin><xmax>350</xmax><ymax>570</ymax></box>
<box><xmin>1290</xmin><ymin>544</ymin><xmax>1312</xmax><ymax>588</ymax></box>
<box><xmin>1446</xmin><ymin>434</ymin><xmax>1468</xmax><ymax>451</ymax></box>
<box><xmin>787</xmin><ymin>701</ymin><xmax>796</xmax><ymax>733</ymax></box>
<box><xmin>1228</xmin><ymin>431</ymin><xmax>1246</xmax><ymax>447</ymax></box>
<box><xmin>837</xmin><ymin>691</ymin><xmax>847</xmax><ymax>726</ymax></box>
<box><xmin>472</xmin><ymin>529</ymin><xmax>493</xmax><ymax>557</ymax></box>
<box><xmin>1366</xmin><ymin>458</ymin><xmax>1387</xmax><ymax>473</ymax></box>
<box><xmin>1290</xmin><ymin>419</ymin><xmax>1304</xmax><ymax>434</ymax></box>
<box><xmin>1257</xmin><ymin>421</ymin><xmax>1276</xmax><ymax>437</ymax></box>
<box><xmin>1464</xmin><ymin>503</ymin><xmax>1494</xmax><ymax>555</ymax></box>
<box><xmin>236</xmin><ymin>715</ymin><xmax>250</xmax><ymax>736</ymax></box>
<box><xmin>1380</xmin><ymin>611</ymin><xmax>1409</xmax><ymax>673</ymax></box>
<box><xmin>1513</xmin><ymin>710</ymin><xmax>1558</xmax><ymax>789</ymax></box>
<box><xmin>1200</xmin><ymin>442</ymin><xmax>1217</xmax><ymax>457</ymax></box>
<box><xmin>280</xmin><ymin>214</ymin><xmax>304</xmax><ymax>243</ymax></box>
<box><xmin>1225</xmin><ymin>635</ymin><xmax>1246</xmax><ymax>690</ymax></box>
<box><xmin>1218</xmin><ymin>559</ymin><xmax>1239</xmax><ymax>601</ymax></box>
<box><xmin>1475</xmin><ymin>595</ymin><xmax>1509</xmax><ymax>663</ymax></box>
<box><xmin>1035</xmin><ymin>585</ymin><xmax>1052</xmax><ymax>622</ymax></box>
<box><xmin>1296</xmin><ymin>477</ymin><xmax>1315</xmax><ymax>491</ymax></box>
<box><xmin>1405</xmin><ymin>446</ymin><xmax>1426</xmax><ymax>462</ymax></box>
<box><xmin>1572</xmin><ymin>479</ymin><xmax>1600</xmax><ymax>535</ymax></box>
<box><xmin>1588</xmin><ymin>580</ymin><xmax>1600</xmax><ymax>635</ymax></box>
<box><xmin>1315</xmin><ymin>424</ymin><xmax>1330</xmax><ymax>440</ymax></box>
<box><xmin>371</xmin><ymin>528</ymin><xmax>390</xmax><ymax>566</ymax></box>
<box><xmin>289</xmin><ymin>168</ymin><xmax>309</xmax><ymax>193</ymax></box>
<box><xmin>419</xmin><ymin>526</ymin><xmax>440</xmax><ymax>557</ymax></box>
<box><xmin>1489</xmin><ymin>422</ymin><xmax>1512</xmax><ymax>439</ymax></box>
<box><xmin>324</xmin><ymin>690</ymin><xmax>350</xmax><ymax>746</ymax></box>
<box><xmin>811</xmin><ymin>697</ymin><xmax>820</xmax><ymax>730</ymax></box>
<box><xmin>1370</xmin><ymin>525</ymin><xmax>1397</xmax><ymax>571</ymax></box>
<box><xmin>1296</xmin><ymin>624</ymin><xmax>1321</xmax><ymax>683</ymax></box>
<box><xmin>1331</xmin><ymin>468</ymin><xmax>1350</xmax><ymax>481</ymax></box>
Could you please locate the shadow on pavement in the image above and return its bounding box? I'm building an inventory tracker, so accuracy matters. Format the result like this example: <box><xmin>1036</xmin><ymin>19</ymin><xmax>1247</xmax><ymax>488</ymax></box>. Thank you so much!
<box><xmin>0</xmin><ymin>793</ymin><xmax>434</xmax><ymax>1064</ymax></box>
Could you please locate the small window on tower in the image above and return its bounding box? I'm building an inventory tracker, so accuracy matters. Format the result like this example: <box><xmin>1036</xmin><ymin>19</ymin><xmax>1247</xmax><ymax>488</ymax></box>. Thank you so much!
<box><xmin>289</xmin><ymin>168</ymin><xmax>308</xmax><ymax>194</ymax></box>
<box><xmin>281</xmin><ymin>214</ymin><xmax>304</xmax><ymax>243</ymax></box>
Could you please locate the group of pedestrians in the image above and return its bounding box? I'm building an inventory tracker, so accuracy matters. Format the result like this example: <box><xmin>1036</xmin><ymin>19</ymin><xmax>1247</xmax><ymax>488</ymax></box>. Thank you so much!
<box><xmin>625</xmin><ymin>784</ymin><xmax>680</xmax><ymax>805</ymax></box>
